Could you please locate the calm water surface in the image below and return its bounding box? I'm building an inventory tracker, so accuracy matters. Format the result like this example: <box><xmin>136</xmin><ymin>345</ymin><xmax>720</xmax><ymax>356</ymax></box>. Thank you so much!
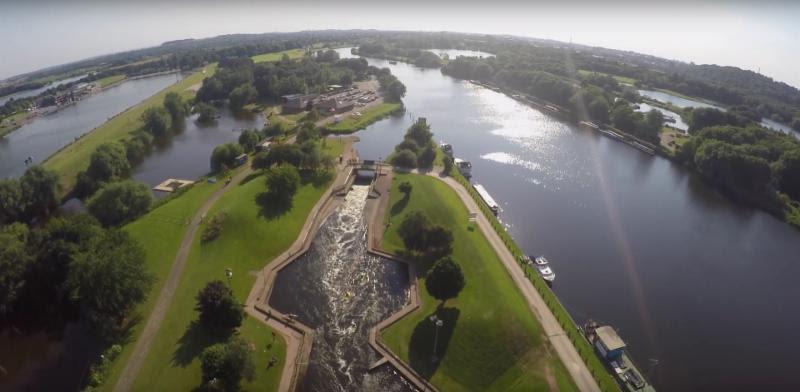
<box><xmin>340</xmin><ymin>48</ymin><xmax>800</xmax><ymax>391</ymax></box>
<box><xmin>0</xmin><ymin>74</ymin><xmax>88</xmax><ymax>106</ymax></box>
<box><xmin>427</xmin><ymin>49</ymin><xmax>494</xmax><ymax>59</ymax></box>
<box><xmin>635</xmin><ymin>102</ymin><xmax>688</xmax><ymax>133</ymax></box>
<box><xmin>0</xmin><ymin>73</ymin><xmax>183</xmax><ymax>179</ymax></box>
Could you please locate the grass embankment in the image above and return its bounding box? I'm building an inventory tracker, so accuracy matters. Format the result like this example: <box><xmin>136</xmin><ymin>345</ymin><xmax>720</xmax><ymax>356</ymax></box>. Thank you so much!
<box><xmin>252</xmin><ymin>48</ymin><xmax>306</xmax><ymax>63</ymax></box>
<box><xmin>325</xmin><ymin>102</ymin><xmax>402</xmax><ymax>133</ymax></box>
<box><xmin>101</xmin><ymin>178</ymin><xmax>229</xmax><ymax>388</ymax></box>
<box><xmin>97</xmin><ymin>74</ymin><xmax>127</xmax><ymax>88</ymax></box>
<box><xmin>42</xmin><ymin>64</ymin><xmax>216</xmax><ymax>195</ymax></box>
<box><xmin>381</xmin><ymin>173</ymin><xmax>578</xmax><ymax>392</ymax></box>
<box><xmin>0</xmin><ymin>111</ymin><xmax>32</xmax><ymax>138</ymax></box>
<box><xmin>448</xmin><ymin>171</ymin><xmax>620</xmax><ymax>391</ymax></box>
<box><xmin>127</xmin><ymin>140</ymin><xmax>342</xmax><ymax>391</ymax></box>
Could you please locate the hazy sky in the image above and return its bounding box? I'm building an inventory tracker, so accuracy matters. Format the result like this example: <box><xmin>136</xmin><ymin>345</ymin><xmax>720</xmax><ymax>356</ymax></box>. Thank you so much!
<box><xmin>1</xmin><ymin>0</ymin><xmax>799</xmax><ymax>87</ymax></box>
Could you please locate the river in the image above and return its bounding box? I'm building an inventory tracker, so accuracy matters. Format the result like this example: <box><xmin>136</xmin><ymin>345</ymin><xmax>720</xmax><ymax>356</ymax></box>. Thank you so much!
<box><xmin>0</xmin><ymin>73</ymin><xmax>183</xmax><ymax>179</ymax></box>
<box><xmin>0</xmin><ymin>74</ymin><xmax>88</xmax><ymax>106</ymax></box>
<box><xmin>339</xmin><ymin>48</ymin><xmax>800</xmax><ymax>391</ymax></box>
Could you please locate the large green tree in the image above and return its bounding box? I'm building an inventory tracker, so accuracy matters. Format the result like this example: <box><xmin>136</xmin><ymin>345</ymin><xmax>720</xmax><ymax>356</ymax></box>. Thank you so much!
<box><xmin>195</xmin><ymin>280</ymin><xmax>243</xmax><ymax>331</ymax></box>
<box><xmin>163</xmin><ymin>92</ymin><xmax>188</xmax><ymax>121</ymax></box>
<box><xmin>425</xmin><ymin>257</ymin><xmax>466</xmax><ymax>302</ymax></box>
<box><xmin>0</xmin><ymin>179</ymin><xmax>23</xmax><ymax>224</ymax></box>
<box><xmin>0</xmin><ymin>223</ymin><xmax>32</xmax><ymax>316</ymax></box>
<box><xmin>200</xmin><ymin>337</ymin><xmax>255</xmax><ymax>391</ymax></box>
<box><xmin>87</xmin><ymin>180</ymin><xmax>153</xmax><ymax>226</ymax></box>
<box><xmin>238</xmin><ymin>129</ymin><xmax>260</xmax><ymax>153</ymax></box>
<box><xmin>67</xmin><ymin>230</ymin><xmax>153</xmax><ymax>338</ymax></box>
<box><xmin>20</xmin><ymin>166</ymin><xmax>60</xmax><ymax>221</ymax></box>
<box><xmin>142</xmin><ymin>106</ymin><xmax>173</xmax><ymax>136</ymax></box>
<box><xmin>228</xmin><ymin>84</ymin><xmax>257</xmax><ymax>111</ymax></box>
<box><xmin>210</xmin><ymin>143</ymin><xmax>245</xmax><ymax>172</ymax></box>
<box><xmin>773</xmin><ymin>148</ymin><xmax>800</xmax><ymax>200</ymax></box>
<box><xmin>264</xmin><ymin>164</ymin><xmax>301</xmax><ymax>203</ymax></box>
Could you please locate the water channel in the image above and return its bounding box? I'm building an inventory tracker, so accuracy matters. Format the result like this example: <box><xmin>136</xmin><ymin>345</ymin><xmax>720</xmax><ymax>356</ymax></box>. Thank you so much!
<box><xmin>339</xmin><ymin>48</ymin><xmax>800</xmax><ymax>391</ymax></box>
<box><xmin>269</xmin><ymin>185</ymin><xmax>413</xmax><ymax>391</ymax></box>
<box><xmin>0</xmin><ymin>73</ymin><xmax>184</xmax><ymax>179</ymax></box>
<box><xmin>0</xmin><ymin>74</ymin><xmax>88</xmax><ymax>106</ymax></box>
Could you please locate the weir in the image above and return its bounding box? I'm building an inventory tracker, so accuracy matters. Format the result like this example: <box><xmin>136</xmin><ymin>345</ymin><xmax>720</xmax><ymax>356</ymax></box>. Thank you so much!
<box><xmin>269</xmin><ymin>185</ymin><xmax>416</xmax><ymax>391</ymax></box>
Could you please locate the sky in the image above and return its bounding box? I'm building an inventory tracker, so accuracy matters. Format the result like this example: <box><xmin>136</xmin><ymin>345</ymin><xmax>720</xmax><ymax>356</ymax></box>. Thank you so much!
<box><xmin>1</xmin><ymin>0</ymin><xmax>799</xmax><ymax>88</ymax></box>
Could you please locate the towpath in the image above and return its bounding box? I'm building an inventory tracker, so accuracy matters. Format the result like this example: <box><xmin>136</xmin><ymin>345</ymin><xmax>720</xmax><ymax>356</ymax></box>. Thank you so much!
<box><xmin>424</xmin><ymin>171</ymin><xmax>601</xmax><ymax>392</ymax></box>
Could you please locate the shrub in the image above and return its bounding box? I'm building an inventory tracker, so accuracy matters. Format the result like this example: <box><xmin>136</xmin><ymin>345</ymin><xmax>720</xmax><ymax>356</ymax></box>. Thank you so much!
<box><xmin>202</xmin><ymin>212</ymin><xmax>227</xmax><ymax>243</ymax></box>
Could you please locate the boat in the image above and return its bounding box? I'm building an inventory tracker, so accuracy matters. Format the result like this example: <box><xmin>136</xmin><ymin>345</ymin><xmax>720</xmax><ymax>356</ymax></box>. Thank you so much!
<box><xmin>389</xmin><ymin>60</ymin><xmax>398</xmax><ymax>65</ymax></box>
<box><xmin>472</xmin><ymin>183</ymin><xmax>500</xmax><ymax>215</ymax></box>
<box><xmin>584</xmin><ymin>321</ymin><xmax>657</xmax><ymax>392</ymax></box>
<box><xmin>579</xmin><ymin>121</ymin><xmax>600</xmax><ymax>131</ymax></box>
<box><xmin>534</xmin><ymin>256</ymin><xmax>555</xmax><ymax>283</ymax></box>
<box><xmin>454</xmin><ymin>158</ymin><xmax>472</xmax><ymax>177</ymax></box>
<box><xmin>440</xmin><ymin>142</ymin><xmax>453</xmax><ymax>157</ymax></box>
<box><xmin>631</xmin><ymin>141</ymin><xmax>655</xmax><ymax>155</ymax></box>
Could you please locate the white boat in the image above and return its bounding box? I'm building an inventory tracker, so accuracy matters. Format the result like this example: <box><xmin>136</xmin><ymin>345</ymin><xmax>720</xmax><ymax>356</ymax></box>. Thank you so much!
<box><xmin>535</xmin><ymin>256</ymin><xmax>555</xmax><ymax>283</ymax></box>
<box><xmin>454</xmin><ymin>158</ymin><xmax>472</xmax><ymax>177</ymax></box>
<box><xmin>473</xmin><ymin>183</ymin><xmax>500</xmax><ymax>215</ymax></box>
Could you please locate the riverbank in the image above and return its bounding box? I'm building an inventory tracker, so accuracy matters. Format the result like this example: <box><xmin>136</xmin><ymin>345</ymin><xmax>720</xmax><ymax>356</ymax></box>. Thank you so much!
<box><xmin>324</xmin><ymin>102</ymin><xmax>403</xmax><ymax>133</ymax></box>
<box><xmin>376</xmin><ymin>171</ymin><xmax>597</xmax><ymax>391</ymax></box>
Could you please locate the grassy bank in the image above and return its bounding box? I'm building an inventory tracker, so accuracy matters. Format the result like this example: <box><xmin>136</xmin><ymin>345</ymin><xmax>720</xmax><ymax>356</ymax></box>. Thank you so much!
<box><xmin>448</xmin><ymin>170</ymin><xmax>620</xmax><ymax>391</ymax></box>
<box><xmin>325</xmin><ymin>102</ymin><xmax>402</xmax><ymax>134</ymax></box>
<box><xmin>97</xmin><ymin>74</ymin><xmax>127</xmax><ymax>88</ymax></box>
<box><xmin>41</xmin><ymin>64</ymin><xmax>216</xmax><ymax>194</ymax></box>
<box><xmin>252</xmin><ymin>48</ymin><xmax>305</xmax><ymax>63</ymax></box>
<box><xmin>126</xmin><ymin>140</ymin><xmax>341</xmax><ymax>390</ymax></box>
<box><xmin>0</xmin><ymin>111</ymin><xmax>31</xmax><ymax>138</ymax></box>
<box><xmin>381</xmin><ymin>173</ymin><xmax>578</xmax><ymax>392</ymax></box>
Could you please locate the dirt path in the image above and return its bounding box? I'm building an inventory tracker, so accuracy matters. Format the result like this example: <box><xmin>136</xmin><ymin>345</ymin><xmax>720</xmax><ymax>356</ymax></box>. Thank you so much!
<box><xmin>113</xmin><ymin>167</ymin><xmax>253</xmax><ymax>392</ymax></box>
<box><xmin>425</xmin><ymin>172</ymin><xmax>601</xmax><ymax>392</ymax></box>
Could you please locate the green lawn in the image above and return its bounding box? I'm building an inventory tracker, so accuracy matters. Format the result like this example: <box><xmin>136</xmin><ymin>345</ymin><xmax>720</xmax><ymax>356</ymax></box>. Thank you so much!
<box><xmin>251</xmin><ymin>48</ymin><xmax>306</xmax><ymax>63</ymax></box>
<box><xmin>97</xmin><ymin>74</ymin><xmax>127</xmax><ymax>88</ymax></box>
<box><xmin>100</xmin><ymin>178</ymin><xmax>229</xmax><ymax>389</ymax></box>
<box><xmin>42</xmin><ymin>64</ymin><xmax>217</xmax><ymax>195</ymax></box>
<box><xmin>326</xmin><ymin>102</ymin><xmax>402</xmax><ymax>133</ymax></box>
<box><xmin>128</xmin><ymin>166</ymin><xmax>334</xmax><ymax>391</ymax></box>
<box><xmin>577</xmin><ymin>69</ymin><xmax>636</xmax><ymax>85</ymax></box>
<box><xmin>381</xmin><ymin>173</ymin><xmax>577</xmax><ymax>392</ymax></box>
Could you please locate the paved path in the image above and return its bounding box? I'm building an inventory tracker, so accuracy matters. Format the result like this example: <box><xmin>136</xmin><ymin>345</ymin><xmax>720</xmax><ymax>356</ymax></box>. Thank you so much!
<box><xmin>425</xmin><ymin>172</ymin><xmax>601</xmax><ymax>392</ymax></box>
<box><xmin>113</xmin><ymin>167</ymin><xmax>253</xmax><ymax>392</ymax></box>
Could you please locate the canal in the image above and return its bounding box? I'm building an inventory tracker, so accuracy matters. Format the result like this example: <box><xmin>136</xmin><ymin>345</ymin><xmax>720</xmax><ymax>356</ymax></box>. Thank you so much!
<box><xmin>339</xmin><ymin>48</ymin><xmax>800</xmax><ymax>391</ymax></box>
<box><xmin>0</xmin><ymin>73</ymin><xmax>184</xmax><ymax>179</ymax></box>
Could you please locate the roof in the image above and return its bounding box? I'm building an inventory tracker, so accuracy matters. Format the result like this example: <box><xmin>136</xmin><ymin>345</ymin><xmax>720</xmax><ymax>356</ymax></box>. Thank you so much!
<box><xmin>595</xmin><ymin>326</ymin><xmax>626</xmax><ymax>351</ymax></box>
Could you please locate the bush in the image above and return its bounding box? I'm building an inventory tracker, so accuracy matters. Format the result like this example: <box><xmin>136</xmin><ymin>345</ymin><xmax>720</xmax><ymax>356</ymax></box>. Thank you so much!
<box><xmin>238</xmin><ymin>129</ymin><xmax>260</xmax><ymax>152</ymax></box>
<box><xmin>443</xmin><ymin>156</ymin><xmax>454</xmax><ymax>176</ymax></box>
<box><xmin>200</xmin><ymin>337</ymin><xmax>255</xmax><ymax>391</ymax></box>
<box><xmin>141</xmin><ymin>107</ymin><xmax>172</xmax><ymax>136</ymax></box>
<box><xmin>392</xmin><ymin>149</ymin><xmax>417</xmax><ymax>168</ymax></box>
<box><xmin>417</xmin><ymin>143</ymin><xmax>436</xmax><ymax>168</ymax></box>
<box><xmin>196</xmin><ymin>102</ymin><xmax>217</xmax><ymax>123</ymax></box>
<box><xmin>202</xmin><ymin>213</ymin><xmax>227</xmax><ymax>243</ymax></box>
<box><xmin>210</xmin><ymin>143</ymin><xmax>244</xmax><ymax>173</ymax></box>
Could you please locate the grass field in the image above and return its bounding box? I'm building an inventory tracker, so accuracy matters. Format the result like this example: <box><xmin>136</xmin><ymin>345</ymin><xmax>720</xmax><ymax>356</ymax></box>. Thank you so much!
<box><xmin>381</xmin><ymin>173</ymin><xmax>577</xmax><ymax>392</ymax></box>
<box><xmin>0</xmin><ymin>111</ymin><xmax>32</xmax><ymax>138</ymax></box>
<box><xmin>577</xmin><ymin>69</ymin><xmax>637</xmax><ymax>85</ymax></box>
<box><xmin>125</xmin><ymin>139</ymin><xmax>341</xmax><ymax>390</ymax></box>
<box><xmin>97</xmin><ymin>74</ymin><xmax>127</xmax><ymax>88</ymax></box>
<box><xmin>252</xmin><ymin>48</ymin><xmax>306</xmax><ymax>63</ymax></box>
<box><xmin>42</xmin><ymin>64</ymin><xmax>216</xmax><ymax>195</ymax></box>
<box><xmin>326</xmin><ymin>102</ymin><xmax>402</xmax><ymax>133</ymax></box>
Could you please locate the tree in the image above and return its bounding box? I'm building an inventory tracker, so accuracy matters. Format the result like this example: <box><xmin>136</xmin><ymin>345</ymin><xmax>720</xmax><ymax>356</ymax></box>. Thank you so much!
<box><xmin>210</xmin><ymin>143</ymin><xmax>245</xmax><ymax>172</ymax></box>
<box><xmin>195</xmin><ymin>280</ymin><xmax>243</xmax><ymax>330</ymax></box>
<box><xmin>587</xmin><ymin>97</ymin><xmax>610</xmax><ymax>124</ymax></box>
<box><xmin>384</xmin><ymin>79</ymin><xmax>406</xmax><ymax>102</ymax></box>
<box><xmin>264</xmin><ymin>164</ymin><xmax>300</xmax><ymax>203</ymax></box>
<box><xmin>76</xmin><ymin>141</ymin><xmax>131</xmax><ymax>198</ymax></box>
<box><xmin>425</xmin><ymin>257</ymin><xmax>466</xmax><ymax>302</ymax></box>
<box><xmin>398</xmin><ymin>181</ymin><xmax>412</xmax><ymax>196</ymax></box>
<box><xmin>87</xmin><ymin>180</ymin><xmax>153</xmax><ymax>226</ymax></box>
<box><xmin>238</xmin><ymin>129</ymin><xmax>260</xmax><ymax>152</ymax></box>
<box><xmin>196</xmin><ymin>102</ymin><xmax>217</xmax><ymax>123</ymax></box>
<box><xmin>253</xmin><ymin>144</ymin><xmax>303</xmax><ymax>169</ymax></box>
<box><xmin>20</xmin><ymin>166</ymin><xmax>60</xmax><ymax>221</ymax></box>
<box><xmin>0</xmin><ymin>223</ymin><xmax>32</xmax><ymax>316</ymax></box>
<box><xmin>0</xmin><ymin>179</ymin><xmax>23</xmax><ymax>224</ymax></box>
<box><xmin>417</xmin><ymin>143</ymin><xmax>437</xmax><ymax>168</ymax></box>
<box><xmin>423</xmin><ymin>225</ymin><xmax>454</xmax><ymax>259</ymax></box>
<box><xmin>774</xmin><ymin>148</ymin><xmax>800</xmax><ymax>200</ymax></box>
<box><xmin>694</xmin><ymin>140</ymin><xmax>772</xmax><ymax>195</ymax></box>
<box><xmin>296</xmin><ymin>123</ymin><xmax>321</xmax><ymax>144</ymax></box>
<box><xmin>404</xmin><ymin>120</ymin><xmax>433</xmax><ymax>147</ymax></box>
<box><xmin>200</xmin><ymin>337</ymin><xmax>255</xmax><ymax>391</ymax></box>
<box><xmin>67</xmin><ymin>230</ymin><xmax>153</xmax><ymax>338</ymax></box>
<box><xmin>398</xmin><ymin>211</ymin><xmax>430</xmax><ymax>252</ymax></box>
<box><xmin>299</xmin><ymin>140</ymin><xmax>323</xmax><ymax>170</ymax></box>
<box><xmin>228</xmin><ymin>84</ymin><xmax>257</xmax><ymax>111</ymax></box>
<box><xmin>792</xmin><ymin>118</ymin><xmax>800</xmax><ymax>132</ymax></box>
<box><xmin>442</xmin><ymin>156</ymin><xmax>454</xmax><ymax>176</ymax></box>
<box><xmin>645</xmin><ymin>110</ymin><xmax>665</xmax><ymax>132</ymax></box>
<box><xmin>163</xmin><ymin>92</ymin><xmax>188</xmax><ymax>121</ymax></box>
<box><xmin>142</xmin><ymin>107</ymin><xmax>173</xmax><ymax>136</ymax></box>
<box><xmin>392</xmin><ymin>149</ymin><xmax>417</xmax><ymax>168</ymax></box>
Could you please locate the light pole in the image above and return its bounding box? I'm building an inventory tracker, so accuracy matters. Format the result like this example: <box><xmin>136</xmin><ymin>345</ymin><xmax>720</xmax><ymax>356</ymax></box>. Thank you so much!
<box><xmin>430</xmin><ymin>315</ymin><xmax>444</xmax><ymax>362</ymax></box>
<box><xmin>225</xmin><ymin>268</ymin><xmax>233</xmax><ymax>288</ymax></box>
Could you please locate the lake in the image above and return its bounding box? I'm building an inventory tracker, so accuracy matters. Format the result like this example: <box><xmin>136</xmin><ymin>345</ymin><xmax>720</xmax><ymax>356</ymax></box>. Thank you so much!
<box><xmin>0</xmin><ymin>73</ymin><xmax>184</xmax><ymax>179</ymax></box>
<box><xmin>340</xmin><ymin>48</ymin><xmax>800</xmax><ymax>391</ymax></box>
<box><xmin>427</xmin><ymin>49</ymin><xmax>494</xmax><ymax>59</ymax></box>
<box><xmin>635</xmin><ymin>102</ymin><xmax>689</xmax><ymax>133</ymax></box>
<box><xmin>638</xmin><ymin>89</ymin><xmax>724</xmax><ymax>111</ymax></box>
<box><xmin>0</xmin><ymin>74</ymin><xmax>88</xmax><ymax>106</ymax></box>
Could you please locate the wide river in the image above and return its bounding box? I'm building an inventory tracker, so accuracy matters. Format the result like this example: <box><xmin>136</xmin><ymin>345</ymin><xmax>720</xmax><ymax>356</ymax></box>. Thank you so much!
<box><xmin>339</xmin><ymin>48</ymin><xmax>800</xmax><ymax>391</ymax></box>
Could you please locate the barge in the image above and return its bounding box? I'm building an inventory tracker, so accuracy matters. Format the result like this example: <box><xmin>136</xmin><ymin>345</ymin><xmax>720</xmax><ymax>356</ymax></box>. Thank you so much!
<box><xmin>584</xmin><ymin>321</ymin><xmax>656</xmax><ymax>392</ymax></box>
<box><xmin>472</xmin><ymin>183</ymin><xmax>500</xmax><ymax>215</ymax></box>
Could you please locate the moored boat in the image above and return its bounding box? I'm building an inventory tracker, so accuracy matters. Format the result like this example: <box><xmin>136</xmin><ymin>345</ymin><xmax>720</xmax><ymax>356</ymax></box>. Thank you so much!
<box><xmin>455</xmin><ymin>157</ymin><xmax>472</xmax><ymax>177</ymax></box>
<box><xmin>534</xmin><ymin>256</ymin><xmax>555</xmax><ymax>283</ymax></box>
<box><xmin>440</xmin><ymin>142</ymin><xmax>453</xmax><ymax>157</ymax></box>
<box><xmin>584</xmin><ymin>321</ymin><xmax>657</xmax><ymax>392</ymax></box>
